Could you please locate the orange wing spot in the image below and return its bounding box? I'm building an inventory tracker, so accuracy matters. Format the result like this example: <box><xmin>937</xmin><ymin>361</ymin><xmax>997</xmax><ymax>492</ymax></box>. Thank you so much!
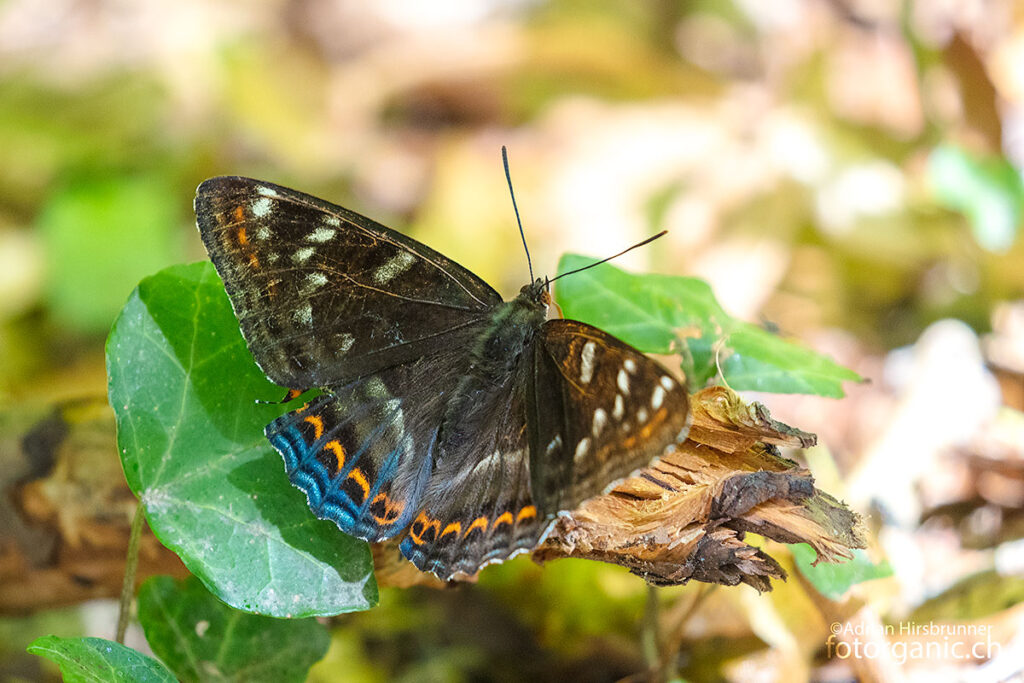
<box><xmin>233</xmin><ymin>205</ymin><xmax>245</xmax><ymax>223</ymax></box>
<box><xmin>493</xmin><ymin>511</ymin><xmax>514</xmax><ymax>530</ymax></box>
<box><xmin>248</xmin><ymin>253</ymin><xmax>260</xmax><ymax>269</ymax></box>
<box><xmin>516</xmin><ymin>506</ymin><xmax>537</xmax><ymax>522</ymax></box>
<box><xmin>440</xmin><ymin>521</ymin><xmax>462</xmax><ymax>539</ymax></box>
<box><xmin>295</xmin><ymin>402</ymin><xmax>309</xmax><ymax>414</ymax></box>
<box><xmin>285</xmin><ymin>388</ymin><xmax>303</xmax><ymax>401</ymax></box>
<box><xmin>304</xmin><ymin>415</ymin><xmax>324</xmax><ymax>440</ymax></box>
<box><xmin>639</xmin><ymin>407</ymin><xmax>669</xmax><ymax>440</ymax></box>
<box><xmin>346</xmin><ymin>467</ymin><xmax>370</xmax><ymax>503</ymax></box>
<box><xmin>409</xmin><ymin>512</ymin><xmax>440</xmax><ymax>544</ymax></box>
<box><xmin>465</xmin><ymin>516</ymin><xmax>489</xmax><ymax>536</ymax></box>
<box><xmin>324</xmin><ymin>440</ymin><xmax>346</xmax><ymax>473</ymax></box>
<box><xmin>237</xmin><ymin>226</ymin><xmax>249</xmax><ymax>245</ymax></box>
<box><xmin>370</xmin><ymin>492</ymin><xmax>404</xmax><ymax>525</ymax></box>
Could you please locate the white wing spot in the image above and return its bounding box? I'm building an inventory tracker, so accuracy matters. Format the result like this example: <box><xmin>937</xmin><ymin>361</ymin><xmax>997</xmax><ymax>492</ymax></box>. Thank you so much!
<box><xmin>365</xmin><ymin>377</ymin><xmax>388</xmax><ymax>397</ymax></box>
<box><xmin>337</xmin><ymin>333</ymin><xmax>354</xmax><ymax>353</ymax></box>
<box><xmin>302</xmin><ymin>271</ymin><xmax>328</xmax><ymax>294</ymax></box>
<box><xmin>325</xmin><ymin>215</ymin><xmax>341</xmax><ymax>227</ymax></box>
<box><xmin>624</xmin><ymin>358</ymin><xmax>638</xmax><ymax>374</ymax></box>
<box><xmin>592</xmin><ymin>408</ymin><xmax>607</xmax><ymax>437</ymax></box>
<box><xmin>292</xmin><ymin>246</ymin><xmax>315</xmax><ymax>264</ymax></box>
<box><xmin>293</xmin><ymin>302</ymin><xmax>313</xmax><ymax>326</ymax></box>
<box><xmin>307</xmin><ymin>227</ymin><xmax>336</xmax><ymax>243</ymax></box>
<box><xmin>637</xmin><ymin>407</ymin><xmax>649</xmax><ymax>424</ymax></box>
<box><xmin>469</xmin><ymin>450</ymin><xmax>502</xmax><ymax>476</ymax></box>
<box><xmin>574</xmin><ymin>437</ymin><xmax>591</xmax><ymax>461</ymax></box>
<box><xmin>579</xmin><ymin>341</ymin><xmax>597</xmax><ymax>384</ymax></box>
<box><xmin>660</xmin><ymin>376</ymin><xmax>675</xmax><ymax>390</ymax></box>
<box><xmin>617</xmin><ymin>368</ymin><xmax>630</xmax><ymax>394</ymax></box>
<box><xmin>374</xmin><ymin>251</ymin><xmax>416</xmax><ymax>284</ymax></box>
<box><xmin>255</xmin><ymin>226</ymin><xmax>271</xmax><ymax>240</ymax></box>
<box><xmin>546</xmin><ymin>435</ymin><xmax>562</xmax><ymax>455</ymax></box>
<box><xmin>257</xmin><ymin>186</ymin><xmax>280</xmax><ymax>198</ymax></box>
<box><xmin>613</xmin><ymin>394</ymin><xmax>625</xmax><ymax>420</ymax></box>
<box><xmin>251</xmin><ymin>197</ymin><xmax>273</xmax><ymax>218</ymax></box>
<box><xmin>651</xmin><ymin>385</ymin><xmax>665</xmax><ymax>410</ymax></box>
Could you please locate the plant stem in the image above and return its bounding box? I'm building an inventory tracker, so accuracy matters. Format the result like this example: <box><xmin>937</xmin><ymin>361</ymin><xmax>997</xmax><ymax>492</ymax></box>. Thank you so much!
<box><xmin>116</xmin><ymin>503</ymin><xmax>146</xmax><ymax>644</ymax></box>
<box><xmin>642</xmin><ymin>584</ymin><xmax>662</xmax><ymax>678</ymax></box>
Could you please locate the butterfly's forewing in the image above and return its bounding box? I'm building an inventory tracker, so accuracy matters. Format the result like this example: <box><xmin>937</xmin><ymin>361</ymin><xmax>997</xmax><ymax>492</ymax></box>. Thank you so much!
<box><xmin>398</xmin><ymin>363</ymin><xmax>544</xmax><ymax>578</ymax></box>
<box><xmin>195</xmin><ymin>176</ymin><xmax>502</xmax><ymax>390</ymax></box>
<box><xmin>529</xmin><ymin>320</ymin><xmax>691</xmax><ymax>514</ymax></box>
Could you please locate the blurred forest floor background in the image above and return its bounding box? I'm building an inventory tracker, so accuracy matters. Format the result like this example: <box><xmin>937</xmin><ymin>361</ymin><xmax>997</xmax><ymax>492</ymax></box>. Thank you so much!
<box><xmin>2</xmin><ymin>0</ymin><xmax>1024</xmax><ymax>681</ymax></box>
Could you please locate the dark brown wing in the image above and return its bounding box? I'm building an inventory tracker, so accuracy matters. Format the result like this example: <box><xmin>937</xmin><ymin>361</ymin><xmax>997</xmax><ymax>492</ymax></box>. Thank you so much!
<box><xmin>528</xmin><ymin>319</ymin><xmax>691</xmax><ymax>514</ymax></box>
<box><xmin>195</xmin><ymin>176</ymin><xmax>502</xmax><ymax>389</ymax></box>
<box><xmin>398</xmin><ymin>362</ymin><xmax>544</xmax><ymax>579</ymax></box>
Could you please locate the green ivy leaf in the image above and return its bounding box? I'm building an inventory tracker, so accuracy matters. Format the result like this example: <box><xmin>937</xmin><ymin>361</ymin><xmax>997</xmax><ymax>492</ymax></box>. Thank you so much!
<box><xmin>27</xmin><ymin>636</ymin><xmax>176</xmax><ymax>683</ymax></box>
<box><xmin>107</xmin><ymin>262</ymin><xmax>377</xmax><ymax>617</ymax></box>
<box><xmin>138</xmin><ymin>575</ymin><xmax>330</xmax><ymax>682</ymax></box>
<box><xmin>790</xmin><ymin>544</ymin><xmax>892</xmax><ymax>600</ymax></box>
<box><xmin>554</xmin><ymin>255</ymin><xmax>861</xmax><ymax>396</ymax></box>
<box><xmin>928</xmin><ymin>144</ymin><xmax>1024</xmax><ymax>252</ymax></box>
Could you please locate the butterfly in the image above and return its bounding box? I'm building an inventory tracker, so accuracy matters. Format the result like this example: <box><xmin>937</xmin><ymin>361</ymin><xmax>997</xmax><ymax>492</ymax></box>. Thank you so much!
<box><xmin>195</xmin><ymin>175</ymin><xmax>691</xmax><ymax>580</ymax></box>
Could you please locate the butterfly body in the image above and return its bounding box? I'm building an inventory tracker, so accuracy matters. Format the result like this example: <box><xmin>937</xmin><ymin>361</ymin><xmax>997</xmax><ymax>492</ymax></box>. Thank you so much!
<box><xmin>196</xmin><ymin>176</ymin><xmax>691</xmax><ymax>579</ymax></box>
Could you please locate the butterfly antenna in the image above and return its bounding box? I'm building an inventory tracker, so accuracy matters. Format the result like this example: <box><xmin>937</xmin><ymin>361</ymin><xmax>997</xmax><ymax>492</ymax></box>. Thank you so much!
<box><xmin>502</xmin><ymin>146</ymin><xmax>533</xmax><ymax>282</ymax></box>
<box><xmin>548</xmin><ymin>230</ymin><xmax>668</xmax><ymax>283</ymax></box>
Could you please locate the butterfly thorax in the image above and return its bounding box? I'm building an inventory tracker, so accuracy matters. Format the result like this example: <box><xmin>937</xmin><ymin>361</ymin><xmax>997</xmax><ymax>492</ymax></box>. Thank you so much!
<box><xmin>468</xmin><ymin>279</ymin><xmax>549</xmax><ymax>384</ymax></box>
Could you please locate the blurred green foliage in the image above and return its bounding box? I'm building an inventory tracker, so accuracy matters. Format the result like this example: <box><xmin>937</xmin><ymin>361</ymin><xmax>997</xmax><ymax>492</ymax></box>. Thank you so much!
<box><xmin>929</xmin><ymin>144</ymin><xmax>1024</xmax><ymax>252</ymax></box>
<box><xmin>40</xmin><ymin>174</ymin><xmax>183</xmax><ymax>333</ymax></box>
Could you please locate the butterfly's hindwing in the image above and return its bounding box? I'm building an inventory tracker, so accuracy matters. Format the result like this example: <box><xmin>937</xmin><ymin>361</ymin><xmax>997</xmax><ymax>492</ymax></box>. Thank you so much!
<box><xmin>195</xmin><ymin>177</ymin><xmax>502</xmax><ymax>390</ymax></box>
<box><xmin>266</xmin><ymin>347</ymin><xmax>474</xmax><ymax>542</ymax></box>
<box><xmin>529</xmin><ymin>320</ymin><xmax>691</xmax><ymax>513</ymax></box>
<box><xmin>399</xmin><ymin>362</ymin><xmax>546</xmax><ymax>578</ymax></box>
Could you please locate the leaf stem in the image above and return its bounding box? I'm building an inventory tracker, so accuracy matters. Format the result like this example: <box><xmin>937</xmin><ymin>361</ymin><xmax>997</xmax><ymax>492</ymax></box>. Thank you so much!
<box><xmin>116</xmin><ymin>502</ymin><xmax>146</xmax><ymax>644</ymax></box>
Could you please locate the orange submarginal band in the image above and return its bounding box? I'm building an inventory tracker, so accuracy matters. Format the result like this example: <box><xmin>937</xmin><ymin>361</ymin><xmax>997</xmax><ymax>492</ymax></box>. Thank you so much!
<box><xmin>304</xmin><ymin>415</ymin><xmax>324</xmax><ymax>440</ymax></box>
<box><xmin>516</xmin><ymin>506</ymin><xmax>537</xmax><ymax>522</ymax></box>
<box><xmin>440</xmin><ymin>521</ymin><xmax>462</xmax><ymax>538</ymax></box>
<box><xmin>346</xmin><ymin>467</ymin><xmax>370</xmax><ymax>503</ymax></box>
<box><xmin>466</xmin><ymin>516</ymin><xmax>489</xmax><ymax>536</ymax></box>
<box><xmin>324</xmin><ymin>440</ymin><xmax>346</xmax><ymax>473</ymax></box>
<box><xmin>371</xmin><ymin>492</ymin><xmax>403</xmax><ymax>524</ymax></box>
<box><xmin>493</xmin><ymin>511</ymin><xmax>514</xmax><ymax>530</ymax></box>
<box><xmin>409</xmin><ymin>512</ymin><xmax>440</xmax><ymax>545</ymax></box>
